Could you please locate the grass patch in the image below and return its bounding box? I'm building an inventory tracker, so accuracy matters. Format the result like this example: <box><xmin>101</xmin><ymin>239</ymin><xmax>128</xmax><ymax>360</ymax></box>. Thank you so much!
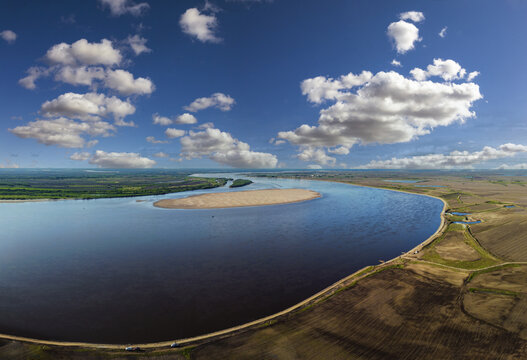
<box><xmin>181</xmin><ymin>346</ymin><xmax>195</xmax><ymax>360</ymax></box>
<box><xmin>447</xmin><ymin>214</ymin><xmax>466</xmax><ymax>222</ymax></box>
<box><xmin>421</xmin><ymin>224</ymin><xmax>501</xmax><ymax>270</ymax></box>
<box><xmin>466</xmin><ymin>263</ymin><xmax>523</xmax><ymax>282</ymax></box>
<box><xmin>468</xmin><ymin>287</ymin><xmax>519</xmax><ymax>297</ymax></box>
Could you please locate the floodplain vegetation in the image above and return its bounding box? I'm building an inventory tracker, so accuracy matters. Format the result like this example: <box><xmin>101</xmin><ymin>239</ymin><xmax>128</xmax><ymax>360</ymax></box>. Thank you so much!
<box><xmin>0</xmin><ymin>169</ymin><xmax>228</xmax><ymax>200</ymax></box>
<box><xmin>229</xmin><ymin>179</ymin><xmax>253</xmax><ymax>188</ymax></box>
<box><xmin>2</xmin><ymin>170</ymin><xmax>527</xmax><ymax>359</ymax></box>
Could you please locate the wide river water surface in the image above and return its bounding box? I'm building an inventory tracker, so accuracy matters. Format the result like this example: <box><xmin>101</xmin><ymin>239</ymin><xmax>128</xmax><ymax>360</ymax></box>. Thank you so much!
<box><xmin>0</xmin><ymin>174</ymin><xmax>443</xmax><ymax>343</ymax></box>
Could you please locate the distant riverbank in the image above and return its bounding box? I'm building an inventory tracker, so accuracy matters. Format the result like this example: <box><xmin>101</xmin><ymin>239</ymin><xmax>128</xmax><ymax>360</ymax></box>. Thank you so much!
<box><xmin>154</xmin><ymin>188</ymin><xmax>321</xmax><ymax>209</ymax></box>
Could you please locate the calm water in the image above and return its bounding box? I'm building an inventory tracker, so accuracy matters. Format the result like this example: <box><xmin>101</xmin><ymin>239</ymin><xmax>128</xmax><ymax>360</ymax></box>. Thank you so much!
<box><xmin>0</xmin><ymin>175</ymin><xmax>442</xmax><ymax>343</ymax></box>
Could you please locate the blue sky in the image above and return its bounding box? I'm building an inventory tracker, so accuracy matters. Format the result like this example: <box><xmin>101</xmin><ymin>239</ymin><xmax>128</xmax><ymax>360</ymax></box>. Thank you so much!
<box><xmin>1</xmin><ymin>0</ymin><xmax>527</xmax><ymax>169</ymax></box>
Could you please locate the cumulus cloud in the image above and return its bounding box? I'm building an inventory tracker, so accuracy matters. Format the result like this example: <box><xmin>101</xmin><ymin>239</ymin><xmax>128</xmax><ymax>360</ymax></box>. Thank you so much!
<box><xmin>175</xmin><ymin>113</ymin><xmax>198</xmax><ymax>124</ymax></box>
<box><xmin>126</xmin><ymin>34</ymin><xmax>151</xmax><ymax>55</ymax></box>
<box><xmin>328</xmin><ymin>146</ymin><xmax>350</xmax><ymax>155</ymax></box>
<box><xmin>301</xmin><ymin>71</ymin><xmax>372</xmax><ymax>104</ymax></box>
<box><xmin>180</xmin><ymin>8</ymin><xmax>221</xmax><ymax>43</ymax></box>
<box><xmin>20</xmin><ymin>38</ymin><xmax>155</xmax><ymax>95</ymax></box>
<box><xmin>467</xmin><ymin>71</ymin><xmax>480</xmax><ymax>82</ymax></box>
<box><xmin>198</xmin><ymin>122</ymin><xmax>215</xmax><ymax>129</ymax></box>
<box><xmin>278</xmin><ymin>67</ymin><xmax>482</xmax><ymax>154</ymax></box>
<box><xmin>72</xmin><ymin>150</ymin><xmax>156</xmax><ymax>168</ymax></box>
<box><xmin>54</xmin><ymin>66</ymin><xmax>106</xmax><ymax>86</ymax></box>
<box><xmin>184</xmin><ymin>93</ymin><xmax>235</xmax><ymax>112</ymax></box>
<box><xmin>99</xmin><ymin>0</ymin><xmax>149</xmax><ymax>16</ymax></box>
<box><xmin>439</xmin><ymin>26</ymin><xmax>448</xmax><ymax>38</ymax></box>
<box><xmin>410</xmin><ymin>58</ymin><xmax>467</xmax><ymax>81</ymax></box>
<box><xmin>399</xmin><ymin>11</ymin><xmax>425</xmax><ymax>22</ymax></box>
<box><xmin>70</xmin><ymin>152</ymin><xmax>91</xmax><ymax>161</ymax></box>
<box><xmin>359</xmin><ymin>144</ymin><xmax>527</xmax><ymax>169</ymax></box>
<box><xmin>146</xmin><ymin>136</ymin><xmax>169</xmax><ymax>144</ymax></box>
<box><xmin>391</xmin><ymin>59</ymin><xmax>402</xmax><ymax>67</ymax></box>
<box><xmin>40</xmin><ymin>92</ymin><xmax>136</xmax><ymax>125</ymax></box>
<box><xmin>18</xmin><ymin>67</ymin><xmax>51</xmax><ymax>90</ymax></box>
<box><xmin>10</xmin><ymin>117</ymin><xmax>115</xmax><ymax>148</ymax></box>
<box><xmin>0</xmin><ymin>30</ymin><xmax>17</xmax><ymax>44</ymax></box>
<box><xmin>297</xmin><ymin>147</ymin><xmax>336</xmax><ymax>166</ymax></box>
<box><xmin>153</xmin><ymin>152</ymin><xmax>169</xmax><ymax>158</ymax></box>
<box><xmin>165</xmin><ymin>128</ymin><xmax>186</xmax><ymax>139</ymax></box>
<box><xmin>387</xmin><ymin>20</ymin><xmax>421</xmax><ymax>54</ymax></box>
<box><xmin>180</xmin><ymin>127</ymin><xmax>277</xmax><ymax>168</ymax></box>
<box><xmin>306</xmin><ymin>164</ymin><xmax>322</xmax><ymax>170</ymax></box>
<box><xmin>152</xmin><ymin>113</ymin><xmax>173</xmax><ymax>126</ymax></box>
<box><xmin>45</xmin><ymin>39</ymin><xmax>122</xmax><ymax>66</ymax></box>
<box><xmin>104</xmin><ymin>69</ymin><xmax>155</xmax><ymax>95</ymax></box>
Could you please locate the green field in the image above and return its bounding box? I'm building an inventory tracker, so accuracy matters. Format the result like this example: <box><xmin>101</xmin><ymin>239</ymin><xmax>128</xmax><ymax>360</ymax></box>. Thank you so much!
<box><xmin>0</xmin><ymin>169</ymin><xmax>228</xmax><ymax>200</ymax></box>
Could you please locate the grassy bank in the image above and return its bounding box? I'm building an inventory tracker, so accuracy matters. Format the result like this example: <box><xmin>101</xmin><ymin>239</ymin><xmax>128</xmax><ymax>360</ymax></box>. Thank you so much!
<box><xmin>0</xmin><ymin>169</ymin><xmax>228</xmax><ymax>200</ymax></box>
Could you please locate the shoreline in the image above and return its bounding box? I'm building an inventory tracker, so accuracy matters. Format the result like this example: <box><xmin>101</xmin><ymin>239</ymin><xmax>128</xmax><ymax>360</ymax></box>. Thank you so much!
<box><xmin>153</xmin><ymin>188</ymin><xmax>321</xmax><ymax>209</ymax></box>
<box><xmin>0</xmin><ymin>181</ymin><xmax>447</xmax><ymax>349</ymax></box>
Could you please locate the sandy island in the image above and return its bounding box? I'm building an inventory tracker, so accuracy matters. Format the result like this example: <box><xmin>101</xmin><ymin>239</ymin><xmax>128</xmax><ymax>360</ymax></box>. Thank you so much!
<box><xmin>154</xmin><ymin>189</ymin><xmax>321</xmax><ymax>209</ymax></box>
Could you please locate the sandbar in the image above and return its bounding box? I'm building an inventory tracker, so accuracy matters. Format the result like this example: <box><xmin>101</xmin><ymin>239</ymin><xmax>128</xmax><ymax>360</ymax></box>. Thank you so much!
<box><xmin>153</xmin><ymin>188</ymin><xmax>321</xmax><ymax>209</ymax></box>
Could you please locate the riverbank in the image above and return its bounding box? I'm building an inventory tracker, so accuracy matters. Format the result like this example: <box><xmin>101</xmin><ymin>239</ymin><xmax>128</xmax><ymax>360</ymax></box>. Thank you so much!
<box><xmin>153</xmin><ymin>188</ymin><xmax>321</xmax><ymax>209</ymax></box>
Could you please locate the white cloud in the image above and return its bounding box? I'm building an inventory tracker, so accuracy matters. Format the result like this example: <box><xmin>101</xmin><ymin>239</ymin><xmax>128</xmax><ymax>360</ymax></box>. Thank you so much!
<box><xmin>184</xmin><ymin>93</ymin><xmax>235</xmax><ymax>112</ymax></box>
<box><xmin>0</xmin><ymin>30</ymin><xmax>17</xmax><ymax>44</ymax></box>
<box><xmin>126</xmin><ymin>34</ymin><xmax>151</xmax><ymax>55</ymax></box>
<box><xmin>153</xmin><ymin>152</ymin><xmax>169</xmax><ymax>158</ymax></box>
<box><xmin>301</xmin><ymin>71</ymin><xmax>372</xmax><ymax>104</ymax></box>
<box><xmin>75</xmin><ymin>150</ymin><xmax>156</xmax><ymax>168</ymax></box>
<box><xmin>54</xmin><ymin>66</ymin><xmax>106</xmax><ymax>86</ymax></box>
<box><xmin>399</xmin><ymin>11</ymin><xmax>425</xmax><ymax>23</ymax></box>
<box><xmin>40</xmin><ymin>92</ymin><xmax>136</xmax><ymax>126</ymax></box>
<box><xmin>10</xmin><ymin>117</ymin><xmax>115</xmax><ymax>148</ymax></box>
<box><xmin>497</xmin><ymin>163</ymin><xmax>527</xmax><ymax>170</ymax></box>
<box><xmin>359</xmin><ymin>144</ymin><xmax>527</xmax><ymax>169</ymax></box>
<box><xmin>391</xmin><ymin>59</ymin><xmax>402</xmax><ymax>67</ymax></box>
<box><xmin>439</xmin><ymin>26</ymin><xmax>447</xmax><ymax>38</ymax></box>
<box><xmin>410</xmin><ymin>58</ymin><xmax>467</xmax><ymax>81</ymax></box>
<box><xmin>387</xmin><ymin>20</ymin><xmax>421</xmax><ymax>54</ymax></box>
<box><xmin>45</xmin><ymin>39</ymin><xmax>122</xmax><ymax>66</ymax></box>
<box><xmin>467</xmin><ymin>71</ymin><xmax>480</xmax><ymax>82</ymax></box>
<box><xmin>180</xmin><ymin>127</ymin><xmax>277</xmax><ymax>168</ymax></box>
<box><xmin>146</xmin><ymin>136</ymin><xmax>169</xmax><ymax>144</ymax></box>
<box><xmin>180</xmin><ymin>8</ymin><xmax>221</xmax><ymax>43</ymax></box>
<box><xmin>175</xmin><ymin>113</ymin><xmax>198</xmax><ymax>124</ymax></box>
<box><xmin>277</xmin><ymin>67</ymin><xmax>482</xmax><ymax>151</ymax></box>
<box><xmin>70</xmin><ymin>152</ymin><xmax>91</xmax><ymax>161</ymax></box>
<box><xmin>297</xmin><ymin>147</ymin><xmax>336</xmax><ymax>166</ymax></box>
<box><xmin>198</xmin><ymin>122</ymin><xmax>215</xmax><ymax>129</ymax></box>
<box><xmin>18</xmin><ymin>67</ymin><xmax>51</xmax><ymax>90</ymax></box>
<box><xmin>104</xmin><ymin>69</ymin><xmax>155</xmax><ymax>95</ymax></box>
<box><xmin>165</xmin><ymin>128</ymin><xmax>186</xmax><ymax>138</ymax></box>
<box><xmin>306</xmin><ymin>164</ymin><xmax>322</xmax><ymax>170</ymax></box>
<box><xmin>99</xmin><ymin>0</ymin><xmax>149</xmax><ymax>16</ymax></box>
<box><xmin>0</xmin><ymin>160</ymin><xmax>19</xmax><ymax>169</ymax></box>
<box><xmin>152</xmin><ymin>113</ymin><xmax>173</xmax><ymax>126</ymax></box>
<box><xmin>21</xmin><ymin>38</ymin><xmax>154</xmax><ymax>95</ymax></box>
<box><xmin>328</xmin><ymin>146</ymin><xmax>350</xmax><ymax>155</ymax></box>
